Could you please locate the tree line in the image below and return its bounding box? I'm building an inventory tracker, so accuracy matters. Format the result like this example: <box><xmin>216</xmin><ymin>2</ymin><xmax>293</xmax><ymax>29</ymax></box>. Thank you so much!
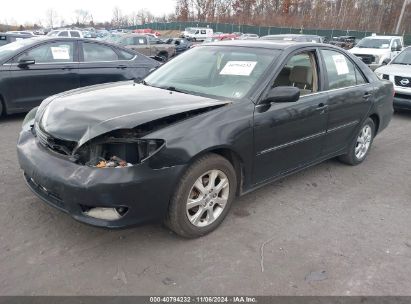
<box><xmin>1</xmin><ymin>1</ymin><xmax>409</xmax><ymax>34</ymax></box>
<box><xmin>175</xmin><ymin>0</ymin><xmax>411</xmax><ymax>34</ymax></box>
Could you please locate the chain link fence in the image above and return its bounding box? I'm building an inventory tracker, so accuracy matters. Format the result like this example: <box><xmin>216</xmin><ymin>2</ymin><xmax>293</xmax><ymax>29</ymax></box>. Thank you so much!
<box><xmin>127</xmin><ymin>21</ymin><xmax>411</xmax><ymax>46</ymax></box>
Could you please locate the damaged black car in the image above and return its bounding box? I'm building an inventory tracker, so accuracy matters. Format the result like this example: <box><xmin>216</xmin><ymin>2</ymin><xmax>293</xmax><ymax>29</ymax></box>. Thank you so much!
<box><xmin>17</xmin><ymin>40</ymin><xmax>393</xmax><ymax>238</ymax></box>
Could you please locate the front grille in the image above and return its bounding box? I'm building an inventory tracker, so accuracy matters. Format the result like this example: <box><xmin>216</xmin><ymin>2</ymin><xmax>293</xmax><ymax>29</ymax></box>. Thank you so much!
<box><xmin>354</xmin><ymin>54</ymin><xmax>375</xmax><ymax>64</ymax></box>
<box><xmin>34</xmin><ymin>124</ymin><xmax>76</xmax><ymax>156</ymax></box>
<box><xmin>394</xmin><ymin>76</ymin><xmax>411</xmax><ymax>88</ymax></box>
<box><xmin>395</xmin><ymin>93</ymin><xmax>411</xmax><ymax>100</ymax></box>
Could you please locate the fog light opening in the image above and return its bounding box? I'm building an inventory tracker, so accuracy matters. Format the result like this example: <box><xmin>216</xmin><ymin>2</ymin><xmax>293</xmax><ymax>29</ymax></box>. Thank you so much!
<box><xmin>83</xmin><ymin>207</ymin><xmax>128</xmax><ymax>221</ymax></box>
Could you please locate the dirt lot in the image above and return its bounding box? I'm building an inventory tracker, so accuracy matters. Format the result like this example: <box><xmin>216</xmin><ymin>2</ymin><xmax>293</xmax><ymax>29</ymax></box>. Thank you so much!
<box><xmin>0</xmin><ymin>112</ymin><xmax>410</xmax><ymax>296</ymax></box>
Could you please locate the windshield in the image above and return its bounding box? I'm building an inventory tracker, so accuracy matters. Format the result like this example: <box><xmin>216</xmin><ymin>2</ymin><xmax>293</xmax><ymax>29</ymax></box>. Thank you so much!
<box><xmin>0</xmin><ymin>38</ymin><xmax>36</xmax><ymax>62</ymax></box>
<box><xmin>392</xmin><ymin>48</ymin><xmax>411</xmax><ymax>65</ymax></box>
<box><xmin>356</xmin><ymin>38</ymin><xmax>391</xmax><ymax>49</ymax></box>
<box><xmin>144</xmin><ymin>46</ymin><xmax>278</xmax><ymax>100</ymax></box>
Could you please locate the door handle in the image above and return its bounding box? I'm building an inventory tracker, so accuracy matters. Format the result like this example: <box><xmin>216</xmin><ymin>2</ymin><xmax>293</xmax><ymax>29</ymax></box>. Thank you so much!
<box><xmin>316</xmin><ymin>103</ymin><xmax>328</xmax><ymax>114</ymax></box>
<box><xmin>62</xmin><ymin>66</ymin><xmax>73</xmax><ymax>71</ymax></box>
<box><xmin>363</xmin><ymin>92</ymin><xmax>372</xmax><ymax>99</ymax></box>
<box><xmin>117</xmin><ymin>65</ymin><xmax>127</xmax><ymax>69</ymax></box>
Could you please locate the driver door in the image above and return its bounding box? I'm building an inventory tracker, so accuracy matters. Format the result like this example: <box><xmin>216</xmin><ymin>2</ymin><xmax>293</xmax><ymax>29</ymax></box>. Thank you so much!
<box><xmin>253</xmin><ymin>49</ymin><xmax>329</xmax><ymax>184</ymax></box>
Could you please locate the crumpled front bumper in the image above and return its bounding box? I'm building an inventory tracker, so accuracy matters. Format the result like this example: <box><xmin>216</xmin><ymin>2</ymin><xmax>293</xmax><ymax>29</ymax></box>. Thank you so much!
<box><xmin>17</xmin><ymin>129</ymin><xmax>186</xmax><ymax>228</ymax></box>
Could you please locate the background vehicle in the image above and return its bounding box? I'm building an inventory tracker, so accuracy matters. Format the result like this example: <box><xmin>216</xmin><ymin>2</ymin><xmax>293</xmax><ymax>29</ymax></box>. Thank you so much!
<box><xmin>0</xmin><ymin>33</ymin><xmax>31</xmax><ymax>46</ymax></box>
<box><xmin>47</xmin><ymin>29</ymin><xmax>84</xmax><ymax>38</ymax></box>
<box><xmin>239</xmin><ymin>33</ymin><xmax>259</xmax><ymax>40</ymax></box>
<box><xmin>109</xmin><ymin>34</ymin><xmax>176</xmax><ymax>61</ymax></box>
<box><xmin>329</xmin><ymin>36</ymin><xmax>358</xmax><ymax>49</ymax></box>
<box><xmin>261</xmin><ymin>34</ymin><xmax>323</xmax><ymax>43</ymax></box>
<box><xmin>17</xmin><ymin>41</ymin><xmax>393</xmax><ymax>238</ymax></box>
<box><xmin>375</xmin><ymin>46</ymin><xmax>411</xmax><ymax>110</ymax></box>
<box><xmin>6</xmin><ymin>31</ymin><xmax>36</xmax><ymax>36</ymax></box>
<box><xmin>164</xmin><ymin>38</ymin><xmax>192</xmax><ymax>55</ymax></box>
<box><xmin>0</xmin><ymin>37</ymin><xmax>159</xmax><ymax>116</ymax></box>
<box><xmin>350</xmin><ymin>35</ymin><xmax>404</xmax><ymax>70</ymax></box>
<box><xmin>183</xmin><ymin>27</ymin><xmax>213</xmax><ymax>41</ymax></box>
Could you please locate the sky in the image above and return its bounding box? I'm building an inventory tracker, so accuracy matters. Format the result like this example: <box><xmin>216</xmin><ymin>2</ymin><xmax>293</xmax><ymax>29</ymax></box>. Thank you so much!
<box><xmin>0</xmin><ymin>0</ymin><xmax>176</xmax><ymax>26</ymax></box>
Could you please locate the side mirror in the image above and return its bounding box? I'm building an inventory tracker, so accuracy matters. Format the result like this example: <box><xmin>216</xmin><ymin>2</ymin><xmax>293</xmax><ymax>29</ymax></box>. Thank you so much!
<box><xmin>382</xmin><ymin>58</ymin><xmax>391</xmax><ymax>65</ymax></box>
<box><xmin>260</xmin><ymin>86</ymin><xmax>300</xmax><ymax>105</ymax></box>
<box><xmin>18</xmin><ymin>56</ymin><xmax>35</xmax><ymax>68</ymax></box>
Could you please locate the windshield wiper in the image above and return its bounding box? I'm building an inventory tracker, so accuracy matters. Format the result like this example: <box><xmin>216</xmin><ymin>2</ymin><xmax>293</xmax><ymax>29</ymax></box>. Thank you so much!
<box><xmin>164</xmin><ymin>86</ymin><xmax>189</xmax><ymax>94</ymax></box>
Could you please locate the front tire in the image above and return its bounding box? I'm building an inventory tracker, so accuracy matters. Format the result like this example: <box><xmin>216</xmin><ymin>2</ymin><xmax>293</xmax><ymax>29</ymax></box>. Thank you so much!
<box><xmin>339</xmin><ymin>118</ymin><xmax>375</xmax><ymax>165</ymax></box>
<box><xmin>165</xmin><ymin>154</ymin><xmax>237</xmax><ymax>238</ymax></box>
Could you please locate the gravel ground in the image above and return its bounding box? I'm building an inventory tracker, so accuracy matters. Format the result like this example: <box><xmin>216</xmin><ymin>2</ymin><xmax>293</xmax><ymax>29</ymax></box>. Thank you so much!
<box><xmin>0</xmin><ymin>112</ymin><xmax>410</xmax><ymax>296</ymax></box>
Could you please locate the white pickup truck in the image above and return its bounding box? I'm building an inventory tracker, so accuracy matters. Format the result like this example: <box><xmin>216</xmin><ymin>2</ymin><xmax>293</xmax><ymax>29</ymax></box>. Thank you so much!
<box><xmin>349</xmin><ymin>35</ymin><xmax>404</xmax><ymax>70</ymax></box>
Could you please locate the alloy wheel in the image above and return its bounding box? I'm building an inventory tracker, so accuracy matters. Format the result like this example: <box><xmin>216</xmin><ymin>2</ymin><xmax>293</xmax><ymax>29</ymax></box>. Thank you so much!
<box><xmin>355</xmin><ymin>124</ymin><xmax>372</xmax><ymax>160</ymax></box>
<box><xmin>186</xmin><ymin>170</ymin><xmax>230</xmax><ymax>227</ymax></box>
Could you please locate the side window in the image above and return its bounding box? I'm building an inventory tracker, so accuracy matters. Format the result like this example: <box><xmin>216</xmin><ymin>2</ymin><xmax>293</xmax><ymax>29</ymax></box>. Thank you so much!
<box><xmin>273</xmin><ymin>51</ymin><xmax>319</xmax><ymax>96</ymax></box>
<box><xmin>0</xmin><ymin>36</ymin><xmax>7</xmax><ymax>46</ymax></box>
<box><xmin>16</xmin><ymin>41</ymin><xmax>75</xmax><ymax>63</ymax></box>
<box><xmin>83</xmin><ymin>43</ymin><xmax>118</xmax><ymax>62</ymax></box>
<box><xmin>321</xmin><ymin>49</ymin><xmax>357</xmax><ymax>90</ymax></box>
<box><xmin>118</xmin><ymin>49</ymin><xmax>135</xmax><ymax>60</ymax></box>
<box><xmin>121</xmin><ymin>37</ymin><xmax>135</xmax><ymax>45</ymax></box>
<box><xmin>133</xmin><ymin>37</ymin><xmax>147</xmax><ymax>45</ymax></box>
<box><xmin>58</xmin><ymin>31</ymin><xmax>68</xmax><ymax>37</ymax></box>
<box><xmin>355</xmin><ymin>68</ymin><xmax>367</xmax><ymax>85</ymax></box>
<box><xmin>201</xmin><ymin>30</ymin><xmax>206</xmax><ymax>34</ymax></box>
<box><xmin>70</xmin><ymin>31</ymin><xmax>80</xmax><ymax>38</ymax></box>
<box><xmin>393</xmin><ymin>39</ymin><xmax>402</xmax><ymax>49</ymax></box>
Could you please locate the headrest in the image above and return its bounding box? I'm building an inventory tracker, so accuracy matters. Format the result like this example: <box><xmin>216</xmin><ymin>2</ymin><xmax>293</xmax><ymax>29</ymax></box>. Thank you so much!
<box><xmin>289</xmin><ymin>66</ymin><xmax>312</xmax><ymax>84</ymax></box>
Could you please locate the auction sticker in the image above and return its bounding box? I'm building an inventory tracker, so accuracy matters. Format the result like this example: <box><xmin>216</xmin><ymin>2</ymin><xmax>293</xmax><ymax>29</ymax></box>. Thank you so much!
<box><xmin>220</xmin><ymin>61</ymin><xmax>257</xmax><ymax>76</ymax></box>
<box><xmin>51</xmin><ymin>47</ymin><xmax>70</xmax><ymax>60</ymax></box>
<box><xmin>332</xmin><ymin>54</ymin><xmax>349</xmax><ymax>75</ymax></box>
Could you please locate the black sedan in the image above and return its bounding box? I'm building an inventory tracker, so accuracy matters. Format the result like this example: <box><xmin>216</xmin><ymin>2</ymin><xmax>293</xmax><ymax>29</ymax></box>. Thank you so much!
<box><xmin>17</xmin><ymin>40</ymin><xmax>393</xmax><ymax>238</ymax></box>
<box><xmin>0</xmin><ymin>32</ymin><xmax>31</xmax><ymax>46</ymax></box>
<box><xmin>0</xmin><ymin>37</ymin><xmax>159</xmax><ymax>116</ymax></box>
<box><xmin>165</xmin><ymin>38</ymin><xmax>192</xmax><ymax>55</ymax></box>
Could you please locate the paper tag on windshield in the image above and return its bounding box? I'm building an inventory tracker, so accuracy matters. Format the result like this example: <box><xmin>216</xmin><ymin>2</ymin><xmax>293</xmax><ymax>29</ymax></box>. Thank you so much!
<box><xmin>332</xmin><ymin>54</ymin><xmax>349</xmax><ymax>75</ymax></box>
<box><xmin>139</xmin><ymin>39</ymin><xmax>145</xmax><ymax>44</ymax></box>
<box><xmin>220</xmin><ymin>61</ymin><xmax>257</xmax><ymax>76</ymax></box>
<box><xmin>51</xmin><ymin>47</ymin><xmax>70</xmax><ymax>60</ymax></box>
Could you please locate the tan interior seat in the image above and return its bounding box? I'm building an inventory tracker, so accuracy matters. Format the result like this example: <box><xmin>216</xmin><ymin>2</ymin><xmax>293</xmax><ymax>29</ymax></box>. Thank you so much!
<box><xmin>289</xmin><ymin>66</ymin><xmax>313</xmax><ymax>95</ymax></box>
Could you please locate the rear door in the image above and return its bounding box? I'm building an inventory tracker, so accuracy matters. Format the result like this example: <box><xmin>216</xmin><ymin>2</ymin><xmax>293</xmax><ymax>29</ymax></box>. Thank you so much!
<box><xmin>78</xmin><ymin>41</ymin><xmax>140</xmax><ymax>87</ymax></box>
<box><xmin>319</xmin><ymin>48</ymin><xmax>374</xmax><ymax>155</ymax></box>
<box><xmin>6</xmin><ymin>40</ymin><xmax>79</xmax><ymax>111</ymax></box>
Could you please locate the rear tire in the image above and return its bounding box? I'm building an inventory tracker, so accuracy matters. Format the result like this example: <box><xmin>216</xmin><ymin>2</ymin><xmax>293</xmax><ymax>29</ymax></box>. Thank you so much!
<box><xmin>0</xmin><ymin>98</ymin><xmax>4</xmax><ymax>117</ymax></box>
<box><xmin>339</xmin><ymin>118</ymin><xmax>375</xmax><ymax>166</ymax></box>
<box><xmin>165</xmin><ymin>153</ymin><xmax>237</xmax><ymax>238</ymax></box>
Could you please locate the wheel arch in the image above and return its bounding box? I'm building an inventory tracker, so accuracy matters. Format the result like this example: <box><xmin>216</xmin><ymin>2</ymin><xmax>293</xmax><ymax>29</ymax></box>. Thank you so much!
<box><xmin>187</xmin><ymin>146</ymin><xmax>245</xmax><ymax>197</ymax></box>
<box><xmin>369</xmin><ymin>113</ymin><xmax>380</xmax><ymax>134</ymax></box>
<box><xmin>0</xmin><ymin>93</ymin><xmax>6</xmax><ymax>116</ymax></box>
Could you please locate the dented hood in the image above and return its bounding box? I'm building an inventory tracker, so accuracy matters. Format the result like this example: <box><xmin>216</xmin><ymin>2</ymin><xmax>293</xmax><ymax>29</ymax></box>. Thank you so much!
<box><xmin>38</xmin><ymin>81</ymin><xmax>228</xmax><ymax>147</ymax></box>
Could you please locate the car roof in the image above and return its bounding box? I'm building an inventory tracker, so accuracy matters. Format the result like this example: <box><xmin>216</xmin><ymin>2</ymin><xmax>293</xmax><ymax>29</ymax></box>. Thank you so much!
<box><xmin>203</xmin><ymin>39</ymin><xmax>325</xmax><ymax>50</ymax></box>
<box><xmin>363</xmin><ymin>35</ymin><xmax>402</xmax><ymax>39</ymax></box>
<box><xmin>264</xmin><ymin>34</ymin><xmax>321</xmax><ymax>38</ymax></box>
<box><xmin>0</xmin><ymin>32</ymin><xmax>31</xmax><ymax>37</ymax></box>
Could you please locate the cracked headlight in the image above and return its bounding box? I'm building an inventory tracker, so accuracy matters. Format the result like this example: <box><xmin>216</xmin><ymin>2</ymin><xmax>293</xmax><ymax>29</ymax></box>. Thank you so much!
<box><xmin>75</xmin><ymin>137</ymin><xmax>165</xmax><ymax>168</ymax></box>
